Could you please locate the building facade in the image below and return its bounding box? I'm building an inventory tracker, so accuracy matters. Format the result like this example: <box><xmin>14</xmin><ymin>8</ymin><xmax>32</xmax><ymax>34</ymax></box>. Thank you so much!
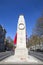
<box><xmin>0</xmin><ymin>25</ymin><xmax>6</xmax><ymax>51</ymax></box>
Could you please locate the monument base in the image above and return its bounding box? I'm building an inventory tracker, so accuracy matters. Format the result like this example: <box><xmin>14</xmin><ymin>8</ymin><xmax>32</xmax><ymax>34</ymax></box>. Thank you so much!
<box><xmin>15</xmin><ymin>48</ymin><xmax>28</xmax><ymax>59</ymax></box>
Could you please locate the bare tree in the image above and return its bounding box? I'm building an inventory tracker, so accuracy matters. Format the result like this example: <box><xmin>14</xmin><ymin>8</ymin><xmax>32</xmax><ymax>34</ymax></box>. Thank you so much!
<box><xmin>33</xmin><ymin>16</ymin><xmax>43</xmax><ymax>36</ymax></box>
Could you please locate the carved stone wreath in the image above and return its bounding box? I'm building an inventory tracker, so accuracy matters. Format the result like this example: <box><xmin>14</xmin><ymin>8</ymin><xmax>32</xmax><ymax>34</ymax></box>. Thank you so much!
<box><xmin>19</xmin><ymin>23</ymin><xmax>25</xmax><ymax>30</ymax></box>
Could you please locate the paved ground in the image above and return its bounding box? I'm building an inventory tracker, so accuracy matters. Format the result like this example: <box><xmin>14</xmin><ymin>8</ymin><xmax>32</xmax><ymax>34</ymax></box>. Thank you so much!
<box><xmin>0</xmin><ymin>54</ymin><xmax>43</xmax><ymax>64</ymax></box>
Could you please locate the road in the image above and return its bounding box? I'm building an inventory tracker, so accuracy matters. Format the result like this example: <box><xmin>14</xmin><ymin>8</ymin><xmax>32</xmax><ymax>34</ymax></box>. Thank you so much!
<box><xmin>0</xmin><ymin>51</ymin><xmax>14</xmax><ymax>61</ymax></box>
<box><xmin>28</xmin><ymin>51</ymin><xmax>43</xmax><ymax>61</ymax></box>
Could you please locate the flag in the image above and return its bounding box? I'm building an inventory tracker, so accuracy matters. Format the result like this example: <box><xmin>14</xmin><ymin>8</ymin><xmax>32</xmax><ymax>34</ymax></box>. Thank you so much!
<box><xmin>14</xmin><ymin>33</ymin><xmax>17</xmax><ymax>45</ymax></box>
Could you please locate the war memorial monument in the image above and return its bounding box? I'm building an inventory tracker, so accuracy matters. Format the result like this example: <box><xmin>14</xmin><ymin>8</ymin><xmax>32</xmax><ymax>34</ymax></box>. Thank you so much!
<box><xmin>1</xmin><ymin>15</ymin><xmax>41</xmax><ymax>64</ymax></box>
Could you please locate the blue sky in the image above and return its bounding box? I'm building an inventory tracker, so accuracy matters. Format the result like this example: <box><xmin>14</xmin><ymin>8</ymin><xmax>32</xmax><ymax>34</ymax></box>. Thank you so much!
<box><xmin>0</xmin><ymin>0</ymin><xmax>43</xmax><ymax>39</ymax></box>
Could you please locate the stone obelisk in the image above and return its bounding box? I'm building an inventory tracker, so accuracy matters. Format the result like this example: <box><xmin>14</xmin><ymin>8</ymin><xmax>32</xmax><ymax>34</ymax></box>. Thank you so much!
<box><xmin>17</xmin><ymin>15</ymin><xmax>26</xmax><ymax>48</ymax></box>
<box><xmin>15</xmin><ymin>15</ymin><xmax>28</xmax><ymax>59</ymax></box>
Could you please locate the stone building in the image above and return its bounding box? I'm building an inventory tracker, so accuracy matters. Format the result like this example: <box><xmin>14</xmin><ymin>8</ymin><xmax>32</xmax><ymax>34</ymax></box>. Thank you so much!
<box><xmin>0</xmin><ymin>25</ymin><xmax>6</xmax><ymax>51</ymax></box>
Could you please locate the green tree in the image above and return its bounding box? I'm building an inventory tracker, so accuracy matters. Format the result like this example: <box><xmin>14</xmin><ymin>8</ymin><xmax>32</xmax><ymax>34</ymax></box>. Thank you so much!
<box><xmin>5</xmin><ymin>37</ymin><xmax>14</xmax><ymax>50</ymax></box>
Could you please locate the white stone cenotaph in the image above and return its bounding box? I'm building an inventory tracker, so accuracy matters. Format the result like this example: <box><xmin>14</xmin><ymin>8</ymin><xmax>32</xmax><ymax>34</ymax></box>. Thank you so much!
<box><xmin>15</xmin><ymin>15</ymin><xmax>28</xmax><ymax>61</ymax></box>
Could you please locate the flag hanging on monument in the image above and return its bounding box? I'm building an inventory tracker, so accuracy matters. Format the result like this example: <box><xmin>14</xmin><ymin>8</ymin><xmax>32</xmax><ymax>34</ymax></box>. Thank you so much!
<box><xmin>14</xmin><ymin>33</ymin><xmax>17</xmax><ymax>45</ymax></box>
